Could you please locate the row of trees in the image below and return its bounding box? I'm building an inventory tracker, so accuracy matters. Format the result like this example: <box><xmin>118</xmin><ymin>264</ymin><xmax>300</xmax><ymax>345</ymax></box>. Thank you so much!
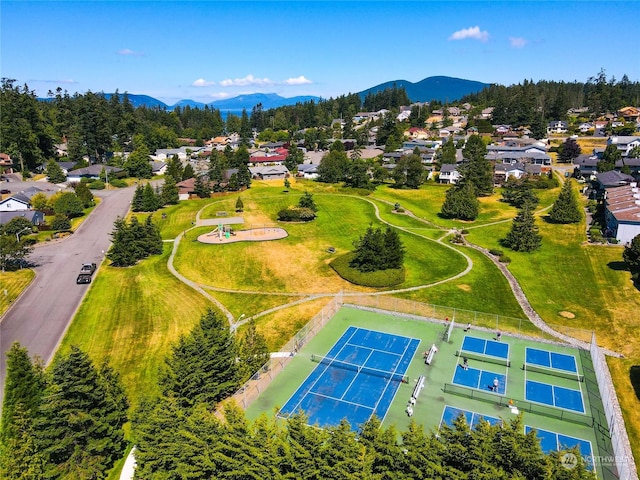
<box><xmin>131</xmin><ymin>180</ymin><xmax>178</xmax><ymax>212</ymax></box>
<box><xmin>1</xmin><ymin>343</ymin><xmax>128</xmax><ymax>479</ymax></box>
<box><xmin>350</xmin><ymin>225</ymin><xmax>405</xmax><ymax>272</ymax></box>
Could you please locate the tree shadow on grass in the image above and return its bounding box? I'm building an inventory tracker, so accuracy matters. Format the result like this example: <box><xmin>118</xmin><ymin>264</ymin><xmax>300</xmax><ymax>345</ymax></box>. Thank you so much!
<box><xmin>607</xmin><ymin>261</ymin><xmax>628</xmax><ymax>271</ymax></box>
<box><xmin>630</xmin><ymin>366</ymin><xmax>640</xmax><ymax>402</ymax></box>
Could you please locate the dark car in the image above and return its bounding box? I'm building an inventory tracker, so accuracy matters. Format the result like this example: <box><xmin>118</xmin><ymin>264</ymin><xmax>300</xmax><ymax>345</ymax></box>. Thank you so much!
<box><xmin>80</xmin><ymin>263</ymin><xmax>97</xmax><ymax>275</ymax></box>
<box><xmin>0</xmin><ymin>189</ymin><xmax>10</xmax><ymax>194</ymax></box>
<box><xmin>76</xmin><ymin>274</ymin><xmax>92</xmax><ymax>284</ymax></box>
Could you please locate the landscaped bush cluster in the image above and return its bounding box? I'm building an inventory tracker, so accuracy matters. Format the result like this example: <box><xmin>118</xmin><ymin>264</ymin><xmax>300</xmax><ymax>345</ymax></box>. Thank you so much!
<box><xmin>330</xmin><ymin>252</ymin><xmax>405</xmax><ymax>287</ymax></box>
<box><xmin>108</xmin><ymin>178</ymin><xmax>128</xmax><ymax>188</ymax></box>
<box><xmin>499</xmin><ymin>255</ymin><xmax>511</xmax><ymax>264</ymax></box>
<box><xmin>277</xmin><ymin>206</ymin><xmax>317</xmax><ymax>222</ymax></box>
<box><xmin>88</xmin><ymin>180</ymin><xmax>106</xmax><ymax>189</ymax></box>
<box><xmin>488</xmin><ymin>248</ymin><xmax>503</xmax><ymax>256</ymax></box>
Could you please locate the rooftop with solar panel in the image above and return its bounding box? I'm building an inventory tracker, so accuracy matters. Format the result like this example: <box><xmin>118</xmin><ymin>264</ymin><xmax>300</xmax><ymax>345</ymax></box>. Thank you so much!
<box><xmin>241</xmin><ymin>304</ymin><xmax>622</xmax><ymax>480</ymax></box>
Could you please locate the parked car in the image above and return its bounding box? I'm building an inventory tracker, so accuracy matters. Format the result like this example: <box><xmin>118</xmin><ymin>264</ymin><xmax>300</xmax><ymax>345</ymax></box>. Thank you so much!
<box><xmin>80</xmin><ymin>262</ymin><xmax>97</xmax><ymax>275</ymax></box>
<box><xmin>76</xmin><ymin>274</ymin><xmax>92</xmax><ymax>284</ymax></box>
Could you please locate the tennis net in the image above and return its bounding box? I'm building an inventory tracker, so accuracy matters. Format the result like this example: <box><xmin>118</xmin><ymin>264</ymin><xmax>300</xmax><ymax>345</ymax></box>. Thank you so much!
<box><xmin>311</xmin><ymin>354</ymin><xmax>408</xmax><ymax>384</ymax></box>
<box><xmin>524</xmin><ymin>363</ymin><xmax>584</xmax><ymax>382</ymax></box>
<box><xmin>444</xmin><ymin>318</ymin><xmax>455</xmax><ymax>342</ymax></box>
<box><xmin>456</xmin><ymin>350</ymin><xmax>511</xmax><ymax>367</ymax></box>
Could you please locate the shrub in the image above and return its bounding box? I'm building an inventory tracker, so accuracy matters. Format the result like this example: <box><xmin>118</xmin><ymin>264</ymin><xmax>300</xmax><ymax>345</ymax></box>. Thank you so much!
<box><xmin>88</xmin><ymin>180</ymin><xmax>106</xmax><ymax>190</ymax></box>
<box><xmin>330</xmin><ymin>252</ymin><xmax>405</xmax><ymax>287</ymax></box>
<box><xmin>51</xmin><ymin>214</ymin><xmax>71</xmax><ymax>231</ymax></box>
<box><xmin>109</xmin><ymin>178</ymin><xmax>128</xmax><ymax>188</ymax></box>
<box><xmin>488</xmin><ymin>248</ymin><xmax>503</xmax><ymax>256</ymax></box>
<box><xmin>277</xmin><ymin>206</ymin><xmax>316</xmax><ymax>222</ymax></box>
<box><xmin>498</xmin><ymin>255</ymin><xmax>511</xmax><ymax>264</ymax></box>
<box><xmin>460</xmin><ymin>229</ymin><xmax>469</xmax><ymax>234</ymax></box>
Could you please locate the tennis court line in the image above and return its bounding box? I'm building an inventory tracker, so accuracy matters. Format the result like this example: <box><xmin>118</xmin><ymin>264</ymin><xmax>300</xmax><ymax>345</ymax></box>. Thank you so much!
<box><xmin>377</xmin><ymin>337</ymin><xmax>419</xmax><ymax>425</ymax></box>
<box><xmin>341</xmin><ymin>349</ymin><xmax>375</xmax><ymax>401</ymax></box>
<box><xmin>439</xmin><ymin>405</ymin><xmax>501</xmax><ymax>430</ymax></box>
<box><xmin>523</xmin><ymin>377</ymin><xmax>586</xmax><ymax>414</ymax></box>
<box><xmin>279</xmin><ymin>327</ymin><xmax>362</xmax><ymax>417</ymax></box>
<box><xmin>308</xmin><ymin>390</ymin><xmax>375</xmax><ymax>411</ymax></box>
<box><xmin>525</xmin><ymin>425</ymin><xmax>594</xmax><ymax>470</ymax></box>
<box><xmin>450</xmin><ymin>364</ymin><xmax>508</xmax><ymax>397</ymax></box>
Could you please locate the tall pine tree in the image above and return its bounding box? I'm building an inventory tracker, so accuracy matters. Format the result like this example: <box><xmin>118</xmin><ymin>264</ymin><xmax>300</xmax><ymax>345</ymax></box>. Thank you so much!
<box><xmin>503</xmin><ymin>205</ymin><xmax>542</xmax><ymax>252</ymax></box>
<box><xmin>549</xmin><ymin>180</ymin><xmax>581</xmax><ymax>224</ymax></box>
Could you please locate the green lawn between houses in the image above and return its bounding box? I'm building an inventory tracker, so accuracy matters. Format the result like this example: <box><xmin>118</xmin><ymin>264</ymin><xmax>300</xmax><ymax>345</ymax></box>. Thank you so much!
<box><xmin>47</xmin><ymin>178</ymin><xmax>640</xmax><ymax>473</ymax></box>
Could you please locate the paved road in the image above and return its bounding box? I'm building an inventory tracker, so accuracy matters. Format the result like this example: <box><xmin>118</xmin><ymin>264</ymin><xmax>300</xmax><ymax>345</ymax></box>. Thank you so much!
<box><xmin>0</xmin><ymin>186</ymin><xmax>134</xmax><ymax>405</ymax></box>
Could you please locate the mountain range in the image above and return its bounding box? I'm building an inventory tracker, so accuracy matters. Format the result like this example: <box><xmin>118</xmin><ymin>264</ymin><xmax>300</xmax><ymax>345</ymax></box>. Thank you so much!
<box><xmin>47</xmin><ymin>76</ymin><xmax>492</xmax><ymax>113</ymax></box>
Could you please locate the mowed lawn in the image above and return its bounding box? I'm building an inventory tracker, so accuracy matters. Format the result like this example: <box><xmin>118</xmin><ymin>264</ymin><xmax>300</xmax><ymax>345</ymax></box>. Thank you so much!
<box><xmin>0</xmin><ymin>269</ymin><xmax>35</xmax><ymax>315</ymax></box>
<box><xmin>173</xmin><ymin>193</ymin><xmax>469</xmax><ymax>293</ymax></box>
<box><xmin>58</xmin><ymin>245</ymin><xmax>212</xmax><ymax>407</ymax></box>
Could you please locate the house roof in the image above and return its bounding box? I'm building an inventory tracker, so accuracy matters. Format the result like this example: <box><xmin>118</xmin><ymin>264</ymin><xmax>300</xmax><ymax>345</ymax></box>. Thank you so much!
<box><xmin>0</xmin><ymin>195</ymin><xmax>31</xmax><ymax>208</ymax></box>
<box><xmin>249</xmin><ymin>165</ymin><xmax>290</xmax><ymax>176</ymax></box>
<box><xmin>297</xmin><ymin>164</ymin><xmax>319</xmax><ymax>173</ymax></box>
<box><xmin>605</xmin><ymin>184</ymin><xmax>640</xmax><ymax>223</ymax></box>
<box><xmin>0</xmin><ymin>210</ymin><xmax>45</xmax><ymax>225</ymax></box>
<box><xmin>67</xmin><ymin>165</ymin><xmax>124</xmax><ymax>177</ymax></box>
<box><xmin>250</xmin><ymin>154</ymin><xmax>286</xmax><ymax>163</ymax></box>
<box><xmin>596</xmin><ymin>170</ymin><xmax>635</xmax><ymax>187</ymax></box>
<box><xmin>439</xmin><ymin>164</ymin><xmax>459</xmax><ymax>173</ymax></box>
<box><xmin>150</xmin><ymin>161</ymin><xmax>167</xmax><ymax>172</ymax></box>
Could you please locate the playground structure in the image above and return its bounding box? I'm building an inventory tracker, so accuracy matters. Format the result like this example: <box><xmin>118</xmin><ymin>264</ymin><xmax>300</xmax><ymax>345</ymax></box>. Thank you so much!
<box><xmin>197</xmin><ymin>222</ymin><xmax>288</xmax><ymax>244</ymax></box>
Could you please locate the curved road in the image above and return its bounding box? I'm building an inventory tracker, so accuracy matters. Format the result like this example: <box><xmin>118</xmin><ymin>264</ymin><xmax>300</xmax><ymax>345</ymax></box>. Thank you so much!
<box><xmin>0</xmin><ymin>186</ymin><xmax>134</xmax><ymax>405</ymax></box>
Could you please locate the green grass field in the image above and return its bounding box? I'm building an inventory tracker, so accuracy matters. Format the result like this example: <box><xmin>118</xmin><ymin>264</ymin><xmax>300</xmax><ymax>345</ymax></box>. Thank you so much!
<box><xmin>0</xmin><ymin>269</ymin><xmax>35</xmax><ymax>315</ymax></box>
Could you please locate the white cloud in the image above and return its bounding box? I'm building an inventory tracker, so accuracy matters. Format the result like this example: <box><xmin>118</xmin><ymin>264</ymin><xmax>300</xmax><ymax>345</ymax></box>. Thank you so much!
<box><xmin>449</xmin><ymin>26</ymin><xmax>489</xmax><ymax>42</ymax></box>
<box><xmin>219</xmin><ymin>74</ymin><xmax>274</xmax><ymax>87</ymax></box>
<box><xmin>509</xmin><ymin>37</ymin><xmax>527</xmax><ymax>48</ymax></box>
<box><xmin>35</xmin><ymin>78</ymin><xmax>78</xmax><ymax>84</ymax></box>
<box><xmin>192</xmin><ymin>78</ymin><xmax>216</xmax><ymax>87</ymax></box>
<box><xmin>208</xmin><ymin>92</ymin><xmax>231</xmax><ymax>99</ymax></box>
<box><xmin>284</xmin><ymin>75</ymin><xmax>313</xmax><ymax>85</ymax></box>
<box><xmin>117</xmin><ymin>48</ymin><xmax>144</xmax><ymax>56</ymax></box>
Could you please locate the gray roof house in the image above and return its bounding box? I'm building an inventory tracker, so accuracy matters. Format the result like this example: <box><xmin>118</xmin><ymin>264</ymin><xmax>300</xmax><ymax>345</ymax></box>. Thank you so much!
<box><xmin>66</xmin><ymin>165</ymin><xmax>125</xmax><ymax>182</ymax></box>
<box><xmin>249</xmin><ymin>165</ymin><xmax>290</xmax><ymax>180</ymax></box>
<box><xmin>547</xmin><ymin>120</ymin><xmax>569</xmax><ymax>134</ymax></box>
<box><xmin>0</xmin><ymin>210</ymin><xmax>45</xmax><ymax>226</ymax></box>
<box><xmin>607</xmin><ymin>136</ymin><xmax>640</xmax><ymax>156</ymax></box>
<box><xmin>596</xmin><ymin>170</ymin><xmax>635</xmax><ymax>189</ymax></box>
<box><xmin>438</xmin><ymin>164</ymin><xmax>461</xmax><ymax>184</ymax></box>
<box><xmin>297</xmin><ymin>164</ymin><xmax>319</xmax><ymax>179</ymax></box>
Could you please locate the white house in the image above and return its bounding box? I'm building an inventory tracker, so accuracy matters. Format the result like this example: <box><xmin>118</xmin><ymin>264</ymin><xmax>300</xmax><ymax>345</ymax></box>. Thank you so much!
<box><xmin>607</xmin><ymin>136</ymin><xmax>640</xmax><ymax>156</ymax></box>
<box><xmin>438</xmin><ymin>164</ymin><xmax>461</xmax><ymax>184</ymax></box>
<box><xmin>297</xmin><ymin>164</ymin><xmax>319</xmax><ymax>179</ymax></box>
<box><xmin>547</xmin><ymin>120</ymin><xmax>569</xmax><ymax>134</ymax></box>
<box><xmin>0</xmin><ymin>195</ymin><xmax>31</xmax><ymax>212</ymax></box>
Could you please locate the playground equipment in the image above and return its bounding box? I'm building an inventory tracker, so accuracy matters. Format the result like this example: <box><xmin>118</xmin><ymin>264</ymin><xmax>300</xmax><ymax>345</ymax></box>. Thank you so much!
<box><xmin>207</xmin><ymin>224</ymin><xmax>235</xmax><ymax>241</ymax></box>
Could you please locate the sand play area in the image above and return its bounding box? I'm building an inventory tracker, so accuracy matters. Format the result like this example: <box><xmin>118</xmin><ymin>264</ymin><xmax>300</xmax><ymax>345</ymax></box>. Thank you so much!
<box><xmin>197</xmin><ymin>227</ymin><xmax>288</xmax><ymax>244</ymax></box>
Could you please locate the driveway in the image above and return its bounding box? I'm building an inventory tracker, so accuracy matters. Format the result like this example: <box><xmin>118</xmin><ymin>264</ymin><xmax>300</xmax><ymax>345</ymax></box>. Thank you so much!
<box><xmin>0</xmin><ymin>186</ymin><xmax>134</xmax><ymax>405</ymax></box>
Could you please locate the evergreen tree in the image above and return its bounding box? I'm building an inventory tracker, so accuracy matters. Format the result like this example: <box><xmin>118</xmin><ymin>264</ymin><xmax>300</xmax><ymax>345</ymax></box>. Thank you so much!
<box><xmin>165</xmin><ymin>155</ymin><xmax>183</xmax><ymax>182</ymax></box>
<box><xmin>143</xmin><ymin>214</ymin><xmax>163</xmax><ymax>256</ymax></box>
<box><xmin>344</xmin><ymin>158</ymin><xmax>373</xmax><ymax>190</ymax></box>
<box><xmin>73</xmin><ymin>181</ymin><xmax>94</xmax><ymax>208</ymax></box>
<box><xmin>193</xmin><ymin>176</ymin><xmax>211</xmax><ymax>198</ymax></box>
<box><xmin>597</xmin><ymin>144</ymin><xmax>621</xmax><ymax>172</ymax></box>
<box><xmin>382</xmin><ymin>226</ymin><xmax>405</xmax><ymax>269</ymax></box>
<box><xmin>285</xmin><ymin>146</ymin><xmax>304</xmax><ymax>172</ymax></box>
<box><xmin>237</xmin><ymin>161</ymin><xmax>252</xmax><ymax>189</ymax></box>
<box><xmin>35</xmin><ymin>346</ymin><xmax>127</xmax><ymax>479</ymax></box>
<box><xmin>131</xmin><ymin>184</ymin><xmax>144</xmax><ymax>212</ymax></box>
<box><xmin>623</xmin><ymin>233</ymin><xmax>640</xmax><ymax>284</ymax></box>
<box><xmin>1</xmin><ymin>343</ymin><xmax>45</xmax><ymax>443</ymax></box>
<box><xmin>502</xmin><ymin>205</ymin><xmax>542</xmax><ymax>252</ymax></box>
<box><xmin>237</xmin><ymin>320</ymin><xmax>270</xmax><ymax>381</ymax></box>
<box><xmin>440</xmin><ymin>183</ymin><xmax>479</xmax><ymax>220</ymax></box>
<box><xmin>51</xmin><ymin>214</ymin><xmax>71</xmax><ymax>231</ymax></box>
<box><xmin>460</xmin><ymin>134</ymin><xmax>493</xmax><ymax>196</ymax></box>
<box><xmin>349</xmin><ymin>225</ymin><xmax>404</xmax><ymax>272</ymax></box>
<box><xmin>182</xmin><ymin>163</ymin><xmax>195</xmax><ymax>180</ymax></box>
<box><xmin>108</xmin><ymin>217</ymin><xmax>137</xmax><ymax>267</ymax></box>
<box><xmin>439</xmin><ymin>138</ymin><xmax>457</xmax><ymax>165</ymax></box>
<box><xmin>549</xmin><ymin>180</ymin><xmax>582</xmax><ymax>223</ymax></box>
<box><xmin>160</xmin><ymin>175</ymin><xmax>178</xmax><ymax>205</ymax></box>
<box><xmin>297</xmin><ymin>191</ymin><xmax>317</xmax><ymax>212</ymax></box>
<box><xmin>141</xmin><ymin>183</ymin><xmax>160</xmax><ymax>211</ymax></box>
<box><xmin>235</xmin><ymin>197</ymin><xmax>244</xmax><ymax>212</ymax></box>
<box><xmin>502</xmin><ymin>178</ymin><xmax>539</xmax><ymax>209</ymax></box>
<box><xmin>45</xmin><ymin>160</ymin><xmax>66</xmax><ymax>184</ymax></box>
<box><xmin>317</xmin><ymin>149</ymin><xmax>348</xmax><ymax>183</ymax></box>
<box><xmin>161</xmin><ymin>309</ymin><xmax>240</xmax><ymax>409</ymax></box>
<box><xmin>125</xmin><ymin>144</ymin><xmax>153</xmax><ymax>179</ymax></box>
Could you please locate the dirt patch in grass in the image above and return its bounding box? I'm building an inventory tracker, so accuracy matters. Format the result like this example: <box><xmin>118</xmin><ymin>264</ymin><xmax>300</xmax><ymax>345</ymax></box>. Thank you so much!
<box><xmin>558</xmin><ymin>310</ymin><xmax>576</xmax><ymax>319</ymax></box>
<box><xmin>197</xmin><ymin>227</ymin><xmax>288</xmax><ymax>244</ymax></box>
<box><xmin>457</xmin><ymin>284</ymin><xmax>471</xmax><ymax>292</ymax></box>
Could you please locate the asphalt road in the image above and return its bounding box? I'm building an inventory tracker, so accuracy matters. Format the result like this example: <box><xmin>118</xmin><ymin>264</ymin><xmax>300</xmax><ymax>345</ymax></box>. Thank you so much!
<box><xmin>0</xmin><ymin>185</ymin><xmax>134</xmax><ymax>406</ymax></box>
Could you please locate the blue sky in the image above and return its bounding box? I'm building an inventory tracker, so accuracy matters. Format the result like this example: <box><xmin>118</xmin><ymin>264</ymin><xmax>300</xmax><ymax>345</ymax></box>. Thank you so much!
<box><xmin>2</xmin><ymin>1</ymin><xmax>638</xmax><ymax>105</ymax></box>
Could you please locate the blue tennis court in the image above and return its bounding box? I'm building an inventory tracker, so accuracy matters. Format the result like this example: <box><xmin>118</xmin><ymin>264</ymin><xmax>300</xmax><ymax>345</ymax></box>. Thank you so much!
<box><xmin>525</xmin><ymin>426</ymin><xmax>593</xmax><ymax>470</ymax></box>
<box><xmin>461</xmin><ymin>335</ymin><xmax>509</xmax><ymax>360</ymax></box>
<box><xmin>440</xmin><ymin>405</ymin><xmax>501</xmax><ymax>430</ymax></box>
<box><xmin>526</xmin><ymin>347</ymin><xmax>578</xmax><ymax>373</ymax></box>
<box><xmin>452</xmin><ymin>365</ymin><xmax>507</xmax><ymax>395</ymax></box>
<box><xmin>278</xmin><ymin>326</ymin><xmax>419</xmax><ymax>430</ymax></box>
<box><xmin>525</xmin><ymin>380</ymin><xmax>585</xmax><ymax>413</ymax></box>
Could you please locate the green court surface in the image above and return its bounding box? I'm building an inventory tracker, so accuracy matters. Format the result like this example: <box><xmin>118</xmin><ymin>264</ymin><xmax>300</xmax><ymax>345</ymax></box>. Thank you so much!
<box><xmin>244</xmin><ymin>306</ymin><xmax>613</xmax><ymax>479</ymax></box>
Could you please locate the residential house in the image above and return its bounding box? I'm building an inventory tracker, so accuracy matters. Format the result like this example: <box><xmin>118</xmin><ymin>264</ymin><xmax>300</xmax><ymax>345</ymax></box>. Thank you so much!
<box><xmin>493</xmin><ymin>163</ymin><xmax>542</xmax><ymax>185</ymax></box>
<box><xmin>249</xmin><ymin>152</ymin><xmax>287</xmax><ymax>166</ymax></box>
<box><xmin>578</xmin><ymin>123</ymin><xmax>593</xmax><ymax>133</ymax></box>
<box><xmin>603</xmin><ymin>183</ymin><xmax>640</xmax><ymax>244</ymax></box>
<box><xmin>153</xmin><ymin>146</ymin><xmax>205</xmax><ymax>161</ymax></box>
<box><xmin>547</xmin><ymin>121</ymin><xmax>569</xmax><ymax>134</ymax></box>
<box><xmin>486</xmin><ymin>145</ymin><xmax>551</xmax><ymax>167</ymax></box>
<box><xmin>618</xmin><ymin>107</ymin><xmax>640</xmax><ymax>123</ymax></box>
<box><xmin>438</xmin><ymin>163</ymin><xmax>461</xmax><ymax>184</ymax></box>
<box><xmin>407</xmin><ymin>128</ymin><xmax>430</xmax><ymax>140</ymax></box>
<box><xmin>494</xmin><ymin>125</ymin><xmax>512</xmax><ymax>136</ymax></box>
<box><xmin>297</xmin><ymin>164</ymin><xmax>319</xmax><ymax>179</ymax></box>
<box><xmin>0</xmin><ymin>153</ymin><xmax>13</xmax><ymax>173</ymax></box>
<box><xmin>150</xmin><ymin>161</ymin><xmax>168</xmax><ymax>176</ymax></box>
<box><xmin>66</xmin><ymin>165</ymin><xmax>125</xmax><ymax>183</ymax></box>
<box><xmin>57</xmin><ymin>161</ymin><xmax>77</xmax><ymax>175</ymax></box>
<box><xmin>573</xmin><ymin>154</ymin><xmax>599</xmax><ymax>178</ymax></box>
<box><xmin>596</xmin><ymin>170</ymin><xmax>635</xmax><ymax>190</ymax></box>
<box><xmin>607</xmin><ymin>136</ymin><xmax>640</xmax><ymax>156</ymax></box>
<box><xmin>479</xmin><ymin>107</ymin><xmax>494</xmax><ymax>120</ymax></box>
<box><xmin>249</xmin><ymin>165</ymin><xmax>289</xmax><ymax>180</ymax></box>
<box><xmin>176</xmin><ymin>178</ymin><xmax>197</xmax><ymax>201</ymax></box>
<box><xmin>0</xmin><ymin>186</ymin><xmax>45</xmax><ymax>212</ymax></box>
<box><xmin>0</xmin><ymin>210</ymin><xmax>45</xmax><ymax>227</ymax></box>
